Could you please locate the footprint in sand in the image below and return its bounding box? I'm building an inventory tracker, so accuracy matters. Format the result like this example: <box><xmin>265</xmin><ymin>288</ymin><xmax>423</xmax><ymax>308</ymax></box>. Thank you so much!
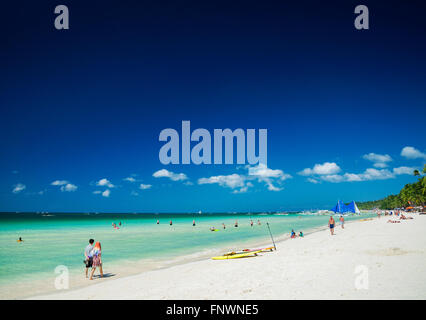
<box><xmin>366</xmin><ymin>247</ymin><xmax>416</xmax><ymax>256</ymax></box>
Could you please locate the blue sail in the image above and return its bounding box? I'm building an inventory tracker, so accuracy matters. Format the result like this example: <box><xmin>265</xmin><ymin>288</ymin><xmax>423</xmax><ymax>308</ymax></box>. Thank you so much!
<box><xmin>331</xmin><ymin>200</ymin><xmax>359</xmax><ymax>214</ymax></box>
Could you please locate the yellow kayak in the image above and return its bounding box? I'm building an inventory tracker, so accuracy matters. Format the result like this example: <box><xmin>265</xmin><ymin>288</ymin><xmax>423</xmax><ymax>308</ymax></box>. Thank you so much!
<box><xmin>211</xmin><ymin>250</ymin><xmax>261</xmax><ymax>260</ymax></box>
<box><xmin>224</xmin><ymin>246</ymin><xmax>274</xmax><ymax>256</ymax></box>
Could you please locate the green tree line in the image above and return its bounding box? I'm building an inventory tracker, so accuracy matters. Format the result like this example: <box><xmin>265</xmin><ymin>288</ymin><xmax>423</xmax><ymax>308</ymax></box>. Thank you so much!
<box><xmin>357</xmin><ymin>164</ymin><xmax>426</xmax><ymax>210</ymax></box>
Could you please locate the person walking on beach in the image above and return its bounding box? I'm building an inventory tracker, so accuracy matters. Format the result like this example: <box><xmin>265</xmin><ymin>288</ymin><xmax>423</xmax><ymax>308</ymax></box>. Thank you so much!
<box><xmin>84</xmin><ymin>239</ymin><xmax>94</xmax><ymax>278</ymax></box>
<box><xmin>90</xmin><ymin>241</ymin><xmax>103</xmax><ymax>280</ymax></box>
<box><xmin>329</xmin><ymin>216</ymin><xmax>335</xmax><ymax>235</ymax></box>
<box><xmin>339</xmin><ymin>215</ymin><xmax>345</xmax><ymax>229</ymax></box>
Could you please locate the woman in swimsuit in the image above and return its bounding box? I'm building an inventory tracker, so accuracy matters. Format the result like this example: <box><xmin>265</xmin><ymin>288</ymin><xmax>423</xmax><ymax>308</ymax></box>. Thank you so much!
<box><xmin>90</xmin><ymin>241</ymin><xmax>103</xmax><ymax>280</ymax></box>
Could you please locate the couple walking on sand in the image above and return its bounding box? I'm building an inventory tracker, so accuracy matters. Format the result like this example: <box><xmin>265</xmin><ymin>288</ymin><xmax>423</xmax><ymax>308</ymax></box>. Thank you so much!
<box><xmin>84</xmin><ymin>239</ymin><xmax>103</xmax><ymax>280</ymax></box>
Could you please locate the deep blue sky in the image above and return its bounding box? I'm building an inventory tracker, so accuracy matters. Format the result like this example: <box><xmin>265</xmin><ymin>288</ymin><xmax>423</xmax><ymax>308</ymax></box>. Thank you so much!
<box><xmin>1</xmin><ymin>1</ymin><xmax>425</xmax><ymax>212</ymax></box>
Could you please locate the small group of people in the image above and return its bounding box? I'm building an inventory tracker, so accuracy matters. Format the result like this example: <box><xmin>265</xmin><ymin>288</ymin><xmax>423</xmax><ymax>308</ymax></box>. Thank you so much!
<box><xmin>290</xmin><ymin>229</ymin><xmax>303</xmax><ymax>238</ymax></box>
<box><xmin>112</xmin><ymin>221</ymin><xmax>121</xmax><ymax>229</ymax></box>
<box><xmin>387</xmin><ymin>213</ymin><xmax>414</xmax><ymax>223</ymax></box>
<box><xmin>328</xmin><ymin>215</ymin><xmax>345</xmax><ymax>235</ymax></box>
<box><xmin>84</xmin><ymin>239</ymin><xmax>103</xmax><ymax>280</ymax></box>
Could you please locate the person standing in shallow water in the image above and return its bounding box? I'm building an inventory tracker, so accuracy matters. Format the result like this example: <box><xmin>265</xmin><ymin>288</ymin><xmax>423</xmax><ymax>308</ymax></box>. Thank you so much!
<box><xmin>329</xmin><ymin>216</ymin><xmax>335</xmax><ymax>235</ymax></box>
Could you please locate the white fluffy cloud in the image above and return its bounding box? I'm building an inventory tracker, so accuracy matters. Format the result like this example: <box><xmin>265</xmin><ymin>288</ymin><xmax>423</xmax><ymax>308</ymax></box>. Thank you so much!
<box><xmin>102</xmin><ymin>189</ymin><xmax>111</xmax><ymax>197</ymax></box>
<box><xmin>401</xmin><ymin>146</ymin><xmax>426</xmax><ymax>160</ymax></box>
<box><xmin>51</xmin><ymin>180</ymin><xmax>77</xmax><ymax>192</ymax></box>
<box><xmin>248</xmin><ymin>163</ymin><xmax>292</xmax><ymax>180</ymax></box>
<box><xmin>60</xmin><ymin>183</ymin><xmax>77</xmax><ymax>192</ymax></box>
<box><xmin>362</xmin><ymin>153</ymin><xmax>393</xmax><ymax>168</ymax></box>
<box><xmin>153</xmin><ymin>169</ymin><xmax>188</xmax><ymax>181</ymax></box>
<box><xmin>198</xmin><ymin>174</ymin><xmax>246</xmax><ymax>189</ymax></box>
<box><xmin>318</xmin><ymin>168</ymin><xmax>395</xmax><ymax>183</ymax></box>
<box><xmin>51</xmin><ymin>180</ymin><xmax>68</xmax><ymax>186</ymax></box>
<box><xmin>123</xmin><ymin>177</ymin><xmax>136</xmax><ymax>183</ymax></box>
<box><xmin>298</xmin><ymin>162</ymin><xmax>341</xmax><ymax>176</ymax></box>
<box><xmin>393</xmin><ymin>166</ymin><xmax>416</xmax><ymax>175</ymax></box>
<box><xmin>139</xmin><ymin>184</ymin><xmax>152</xmax><ymax>190</ymax></box>
<box><xmin>363</xmin><ymin>153</ymin><xmax>392</xmax><ymax>163</ymax></box>
<box><xmin>198</xmin><ymin>164</ymin><xmax>290</xmax><ymax>193</ymax></box>
<box><xmin>248</xmin><ymin>163</ymin><xmax>291</xmax><ymax>191</ymax></box>
<box><xmin>12</xmin><ymin>183</ymin><xmax>26</xmax><ymax>193</ymax></box>
<box><xmin>320</xmin><ymin>174</ymin><xmax>345</xmax><ymax>183</ymax></box>
<box><xmin>307</xmin><ymin>178</ymin><xmax>320</xmax><ymax>184</ymax></box>
<box><xmin>96</xmin><ymin>178</ymin><xmax>115</xmax><ymax>188</ymax></box>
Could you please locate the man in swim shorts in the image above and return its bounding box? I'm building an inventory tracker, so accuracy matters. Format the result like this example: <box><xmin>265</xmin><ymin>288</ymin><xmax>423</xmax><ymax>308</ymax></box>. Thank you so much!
<box><xmin>329</xmin><ymin>216</ymin><xmax>335</xmax><ymax>235</ymax></box>
<box><xmin>84</xmin><ymin>239</ymin><xmax>94</xmax><ymax>278</ymax></box>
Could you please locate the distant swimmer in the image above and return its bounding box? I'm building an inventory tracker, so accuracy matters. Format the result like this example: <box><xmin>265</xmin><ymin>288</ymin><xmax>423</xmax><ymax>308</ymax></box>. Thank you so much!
<box><xmin>234</xmin><ymin>220</ymin><xmax>238</xmax><ymax>227</ymax></box>
<box><xmin>193</xmin><ymin>220</ymin><xmax>196</xmax><ymax>226</ymax></box>
<box><xmin>250</xmin><ymin>220</ymin><xmax>253</xmax><ymax>227</ymax></box>
<box><xmin>17</xmin><ymin>237</ymin><xmax>23</xmax><ymax>243</ymax></box>
<box><xmin>257</xmin><ymin>220</ymin><xmax>261</xmax><ymax>225</ymax></box>
<box><xmin>210</xmin><ymin>227</ymin><xmax>217</xmax><ymax>231</ymax></box>
<box><xmin>222</xmin><ymin>223</ymin><xmax>226</xmax><ymax>229</ymax></box>
<box><xmin>157</xmin><ymin>219</ymin><xmax>160</xmax><ymax>224</ymax></box>
<box><xmin>170</xmin><ymin>220</ymin><xmax>173</xmax><ymax>226</ymax></box>
<box><xmin>119</xmin><ymin>221</ymin><xmax>122</xmax><ymax>227</ymax></box>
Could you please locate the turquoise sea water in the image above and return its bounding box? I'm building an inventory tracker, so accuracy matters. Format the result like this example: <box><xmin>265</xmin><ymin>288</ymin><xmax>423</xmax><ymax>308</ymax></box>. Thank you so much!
<box><xmin>0</xmin><ymin>212</ymin><xmax>373</xmax><ymax>296</ymax></box>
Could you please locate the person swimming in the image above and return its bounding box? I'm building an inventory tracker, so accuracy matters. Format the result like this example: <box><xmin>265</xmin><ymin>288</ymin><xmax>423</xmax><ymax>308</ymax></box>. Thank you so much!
<box><xmin>17</xmin><ymin>237</ymin><xmax>23</xmax><ymax>243</ymax></box>
<box><xmin>250</xmin><ymin>220</ymin><xmax>253</xmax><ymax>227</ymax></box>
<box><xmin>257</xmin><ymin>220</ymin><xmax>261</xmax><ymax>225</ymax></box>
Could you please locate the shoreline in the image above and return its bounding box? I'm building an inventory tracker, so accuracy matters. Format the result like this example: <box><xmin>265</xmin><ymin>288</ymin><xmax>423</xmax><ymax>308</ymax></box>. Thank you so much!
<box><xmin>23</xmin><ymin>218</ymin><xmax>374</xmax><ymax>300</ymax></box>
<box><xmin>29</xmin><ymin>213</ymin><xmax>426</xmax><ymax>300</ymax></box>
<box><xmin>11</xmin><ymin>220</ymin><xmax>326</xmax><ymax>300</ymax></box>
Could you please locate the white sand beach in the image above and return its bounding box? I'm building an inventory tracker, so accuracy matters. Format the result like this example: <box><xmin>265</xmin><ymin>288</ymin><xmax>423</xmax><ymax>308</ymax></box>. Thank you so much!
<box><xmin>31</xmin><ymin>214</ymin><xmax>426</xmax><ymax>300</ymax></box>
